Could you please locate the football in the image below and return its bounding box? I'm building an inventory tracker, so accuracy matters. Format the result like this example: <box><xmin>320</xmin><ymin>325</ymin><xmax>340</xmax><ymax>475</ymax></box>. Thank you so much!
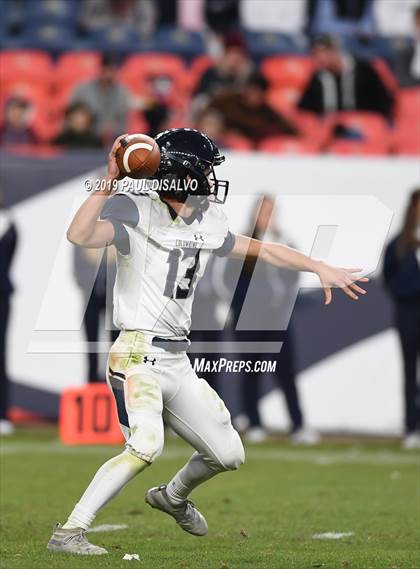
<box><xmin>116</xmin><ymin>133</ymin><xmax>161</xmax><ymax>179</ymax></box>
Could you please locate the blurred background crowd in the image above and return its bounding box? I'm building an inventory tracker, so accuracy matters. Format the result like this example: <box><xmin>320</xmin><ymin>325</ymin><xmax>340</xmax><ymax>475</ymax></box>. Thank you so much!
<box><xmin>0</xmin><ymin>0</ymin><xmax>419</xmax><ymax>155</ymax></box>
<box><xmin>0</xmin><ymin>0</ymin><xmax>419</xmax><ymax>448</ymax></box>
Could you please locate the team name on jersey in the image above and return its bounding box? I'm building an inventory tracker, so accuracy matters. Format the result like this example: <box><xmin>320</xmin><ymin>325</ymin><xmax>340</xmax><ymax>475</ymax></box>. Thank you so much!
<box><xmin>175</xmin><ymin>234</ymin><xmax>204</xmax><ymax>249</ymax></box>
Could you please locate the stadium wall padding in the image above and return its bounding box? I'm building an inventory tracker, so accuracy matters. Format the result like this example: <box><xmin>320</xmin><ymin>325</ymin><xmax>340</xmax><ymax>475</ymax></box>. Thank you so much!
<box><xmin>1</xmin><ymin>150</ymin><xmax>418</xmax><ymax>434</ymax></box>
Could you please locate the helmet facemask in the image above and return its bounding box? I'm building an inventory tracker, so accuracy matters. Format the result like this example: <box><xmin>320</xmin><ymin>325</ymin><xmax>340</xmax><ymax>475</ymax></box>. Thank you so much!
<box><xmin>156</xmin><ymin>150</ymin><xmax>229</xmax><ymax>207</ymax></box>
<box><xmin>207</xmin><ymin>164</ymin><xmax>229</xmax><ymax>204</ymax></box>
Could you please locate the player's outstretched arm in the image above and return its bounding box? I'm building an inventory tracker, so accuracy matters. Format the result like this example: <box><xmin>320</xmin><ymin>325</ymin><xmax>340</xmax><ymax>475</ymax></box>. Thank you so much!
<box><xmin>229</xmin><ymin>234</ymin><xmax>369</xmax><ymax>305</ymax></box>
<box><xmin>66</xmin><ymin>134</ymin><xmax>126</xmax><ymax>248</ymax></box>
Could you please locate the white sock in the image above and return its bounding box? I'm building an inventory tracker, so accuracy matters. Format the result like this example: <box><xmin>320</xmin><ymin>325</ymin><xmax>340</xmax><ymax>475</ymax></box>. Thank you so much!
<box><xmin>166</xmin><ymin>452</ymin><xmax>220</xmax><ymax>505</ymax></box>
<box><xmin>63</xmin><ymin>450</ymin><xmax>148</xmax><ymax>530</ymax></box>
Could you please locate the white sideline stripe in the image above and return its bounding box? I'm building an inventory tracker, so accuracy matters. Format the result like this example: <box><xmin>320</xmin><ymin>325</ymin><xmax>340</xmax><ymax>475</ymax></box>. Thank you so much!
<box><xmin>312</xmin><ymin>532</ymin><xmax>354</xmax><ymax>540</ymax></box>
<box><xmin>1</xmin><ymin>442</ymin><xmax>418</xmax><ymax>465</ymax></box>
<box><xmin>123</xmin><ymin>143</ymin><xmax>153</xmax><ymax>173</ymax></box>
<box><xmin>87</xmin><ymin>524</ymin><xmax>128</xmax><ymax>533</ymax></box>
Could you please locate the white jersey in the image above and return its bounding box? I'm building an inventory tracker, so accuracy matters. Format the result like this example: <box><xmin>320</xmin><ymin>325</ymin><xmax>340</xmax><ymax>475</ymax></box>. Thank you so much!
<box><xmin>101</xmin><ymin>193</ymin><xmax>234</xmax><ymax>339</ymax></box>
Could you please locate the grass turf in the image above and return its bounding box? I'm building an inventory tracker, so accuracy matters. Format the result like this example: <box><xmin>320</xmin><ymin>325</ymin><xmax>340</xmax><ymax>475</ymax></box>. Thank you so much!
<box><xmin>0</xmin><ymin>427</ymin><xmax>419</xmax><ymax>569</ymax></box>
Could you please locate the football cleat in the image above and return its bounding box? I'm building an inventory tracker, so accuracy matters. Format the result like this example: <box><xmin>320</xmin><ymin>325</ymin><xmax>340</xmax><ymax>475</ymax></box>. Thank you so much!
<box><xmin>145</xmin><ymin>484</ymin><xmax>208</xmax><ymax>536</ymax></box>
<box><xmin>47</xmin><ymin>523</ymin><xmax>108</xmax><ymax>555</ymax></box>
<box><xmin>290</xmin><ymin>428</ymin><xmax>321</xmax><ymax>446</ymax></box>
<box><xmin>402</xmin><ymin>432</ymin><xmax>420</xmax><ymax>450</ymax></box>
<box><xmin>0</xmin><ymin>419</ymin><xmax>15</xmax><ymax>436</ymax></box>
<box><xmin>245</xmin><ymin>426</ymin><xmax>268</xmax><ymax>444</ymax></box>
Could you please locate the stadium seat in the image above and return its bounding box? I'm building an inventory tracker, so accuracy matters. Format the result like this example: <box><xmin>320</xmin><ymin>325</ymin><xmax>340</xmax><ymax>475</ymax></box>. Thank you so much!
<box><xmin>121</xmin><ymin>53</ymin><xmax>186</xmax><ymax>82</ymax></box>
<box><xmin>2</xmin><ymin>0</ymin><xmax>26</xmax><ymax>32</ymax></box>
<box><xmin>56</xmin><ymin>51</ymin><xmax>101</xmax><ymax>78</ymax></box>
<box><xmin>393</xmin><ymin>123</ymin><xmax>420</xmax><ymax>156</ymax></box>
<box><xmin>395</xmin><ymin>87</ymin><xmax>420</xmax><ymax>124</ymax></box>
<box><xmin>342</xmin><ymin>35</ymin><xmax>394</xmax><ymax>65</ymax></box>
<box><xmin>261</xmin><ymin>56</ymin><xmax>313</xmax><ymax>89</ymax></box>
<box><xmin>267</xmin><ymin>86</ymin><xmax>301</xmax><ymax>112</ymax></box>
<box><xmin>27</xmin><ymin>0</ymin><xmax>79</xmax><ymax>27</ymax></box>
<box><xmin>244</xmin><ymin>31</ymin><xmax>308</xmax><ymax>58</ymax></box>
<box><xmin>89</xmin><ymin>25</ymin><xmax>141</xmax><ymax>54</ymax></box>
<box><xmin>0</xmin><ymin>32</ymin><xmax>30</xmax><ymax>51</ymax></box>
<box><xmin>265</xmin><ymin>88</ymin><xmax>331</xmax><ymax>146</ymax></box>
<box><xmin>258</xmin><ymin>136</ymin><xmax>321</xmax><ymax>154</ymax></box>
<box><xmin>0</xmin><ymin>50</ymin><xmax>53</xmax><ymax>87</ymax></box>
<box><xmin>151</xmin><ymin>27</ymin><xmax>205</xmax><ymax>60</ymax></box>
<box><xmin>326</xmin><ymin>139</ymin><xmax>390</xmax><ymax>155</ymax></box>
<box><xmin>293</xmin><ymin>111</ymin><xmax>330</xmax><ymax>147</ymax></box>
<box><xmin>0</xmin><ymin>80</ymin><xmax>47</xmax><ymax>102</ymax></box>
<box><xmin>326</xmin><ymin>111</ymin><xmax>392</xmax><ymax>153</ymax></box>
<box><xmin>120</xmin><ymin>53</ymin><xmax>189</xmax><ymax>108</ymax></box>
<box><xmin>55</xmin><ymin>51</ymin><xmax>101</xmax><ymax>93</ymax></box>
<box><xmin>222</xmin><ymin>133</ymin><xmax>253</xmax><ymax>151</ymax></box>
<box><xmin>24</xmin><ymin>24</ymin><xmax>80</xmax><ymax>53</ymax></box>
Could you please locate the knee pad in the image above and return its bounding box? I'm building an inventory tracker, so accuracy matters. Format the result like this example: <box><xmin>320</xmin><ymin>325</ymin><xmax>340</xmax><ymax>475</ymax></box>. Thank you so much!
<box><xmin>223</xmin><ymin>430</ymin><xmax>245</xmax><ymax>471</ymax></box>
<box><xmin>125</xmin><ymin>415</ymin><xmax>164</xmax><ymax>464</ymax></box>
<box><xmin>124</xmin><ymin>371</ymin><xmax>164</xmax><ymax>464</ymax></box>
<box><xmin>211</xmin><ymin>429</ymin><xmax>245</xmax><ymax>472</ymax></box>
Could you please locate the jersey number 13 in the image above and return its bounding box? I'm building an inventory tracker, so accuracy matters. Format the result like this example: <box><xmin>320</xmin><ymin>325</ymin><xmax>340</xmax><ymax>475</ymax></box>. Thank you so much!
<box><xmin>163</xmin><ymin>248</ymin><xmax>201</xmax><ymax>299</ymax></box>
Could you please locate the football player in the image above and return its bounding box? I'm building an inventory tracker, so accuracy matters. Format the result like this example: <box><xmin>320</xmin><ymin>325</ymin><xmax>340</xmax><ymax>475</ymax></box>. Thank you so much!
<box><xmin>47</xmin><ymin>129</ymin><xmax>368</xmax><ymax>554</ymax></box>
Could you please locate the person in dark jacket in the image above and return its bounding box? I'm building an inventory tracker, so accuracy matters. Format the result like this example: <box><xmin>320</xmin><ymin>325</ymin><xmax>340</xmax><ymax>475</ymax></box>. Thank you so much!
<box><xmin>196</xmin><ymin>32</ymin><xmax>253</xmax><ymax>100</ymax></box>
<box><xmin>0</xmin><ymin>199</ymin><xmax>18</xmax><ymax>435</ymax></box>
<box><xmin>71</xmin><ymin>54</ymin><xmax>130</xmax><ymax>143</ymax></box>
<box><xmin>0</xmin><ymin>98</ymin><xmax>38</xmax><ymax>146</ymax></box>
<box><xmin>298</xmin><ymin>35</ymin><xmax>394</xmax><ymax>119</ymax></box>
<box><xmin>207</xmin><ymin>72</ymin><xmax>299</xmax><ymax>142</ymax></box>
<box><xmin>383</xmin><ymin>188</ymin><xmax>420</xmax><ymax>449</ymax></box>
<box><xmin>54</xmin><ymin>103</ymin><xmax>103</xmax><ymax>149</ymax></box>
<box><xmin>225</xmin><ymin>196</ymin><xmax>319</xmax><ymax>444</ymax></box>
<box><xmin>393</xmin><ymin>5</ymin><xmax>420</xmax><ymax>87</ymax></box>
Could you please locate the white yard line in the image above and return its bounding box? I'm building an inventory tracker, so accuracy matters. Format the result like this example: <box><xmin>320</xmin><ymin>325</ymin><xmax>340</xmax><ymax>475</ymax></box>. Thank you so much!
<box><xmin>1</xmin><ymin>441</ymin><xmax>418</xmax><ymax>465</ymax></box>
<box><xmin>312</xmin><ymin>532</ymin><xmax>354</xmax><ymax>540</ymax></box>
<box><xmin>87</xmin><ymin>524</ymin><xmax>128</xmax><ymax>533</ymax></box>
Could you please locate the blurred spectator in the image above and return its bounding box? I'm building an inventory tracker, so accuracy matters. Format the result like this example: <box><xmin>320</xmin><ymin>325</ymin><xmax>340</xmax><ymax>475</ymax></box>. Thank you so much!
<box><xmin>195</xmin><ymin>109</ymin><xmax>226</xmax><ymax>147</ymax></box>
<box><xmin>311</xmin><ymin>0</ymin><xmax>375</xmax><ymax>37</ymax></box>
<box><xmin>393</xmin><ymin>5</ymin><xmax>420</xmax><ymax>87</ymax></box>
<box><xmin>0</xmin><ymin>197</ymin><xmax>18</xmax><ymax>436</ymax></box>
<box><xmin>374</xmin><ymin>0</ymin><xmax>419</xmax><ymax>37</ymax></box>
<box><xmin>133</xmin><ymin>75</ymin><xmax>172</xmax><ymax>137</ymax></box>
<box><xmin>178</xmin><ymin>0</ymin><xmax>206</xmax><ymax>31</ymax></box>
<box><xmin>54</xmin><ymin>103</ymin><xmax>103</xmax><ymax>148</ymax></box>
<box><xmin>207</xmin><ymin>72</ymin><xmax>299</xmax><ymax>141</ymax></box>
<box><xmin>74</xmin><ymin>247</ymin><xmax>118</xmax><ymax>383</ymax></box>
<box><xmin>196</xmin><ymin>32</ymin><xmax>253</xmax><ymax>99</ymax></box>
<box><xmin>71</xmin><ymin>54</ymin><xmax>130</xmax><ymax>143</ymax></box>
<box><xmin>80</xmin><ymin>0</ymin><xmax>156</xmax><ymax>36</ymax></box>
<box><xmin>383</xmin><ymin>188</ymin><xmax>420</xmax><ymax>450</ymax></box>
<box><xmin>143</xmin><ymin>103</ymin><xmax>170</xmax><ymax>138</ymax></box>
<box><xmin>205</xmin><ymin>0</ymin><xmax>240</xmax><ymax>34</ymax></box>
<box><xmin>195</xmin><ymin>108</ymin><xmax>253</xmax><ymax>150</ymax></box>
<box><xmin>189</xmin><ymin>254</ymin><xmax>225</xmax><ymax>394</ymax></box>
<box><xmin>298</xmin><ymin>35</ymin><xmax>394</xmax><ymax>118</ymax></box>
<box><xmin>227</xmin><ymin>196</ymin><xmax>319</xmax><ymax>444</ymax></box>
<box><xmin>240</xmin><ymin>0</ymin><xmax>307</xmax><ymax>34</ymax></box>
<box><xmin>0</xmin><ymin>98</ymin><xmax>38</xmax><ymax>146</ymax></box>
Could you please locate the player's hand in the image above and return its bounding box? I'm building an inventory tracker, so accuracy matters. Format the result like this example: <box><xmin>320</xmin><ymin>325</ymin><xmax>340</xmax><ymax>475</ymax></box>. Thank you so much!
<box><xmin>315</xmin><ymin>261</ymin><xmax>369</xmax><ymax>305</ymax></box>
<box><xmin>107</xmin><ymin>134</ymin><xmax>128</xmax><ymax>181</ymax></box>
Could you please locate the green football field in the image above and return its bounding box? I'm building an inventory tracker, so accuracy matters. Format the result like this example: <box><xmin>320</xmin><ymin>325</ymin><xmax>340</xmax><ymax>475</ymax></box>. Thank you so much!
<box><xmin>0</xmin><ymin>427</ymin><xmax>419</xmax><ymax>569</ymax></box>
